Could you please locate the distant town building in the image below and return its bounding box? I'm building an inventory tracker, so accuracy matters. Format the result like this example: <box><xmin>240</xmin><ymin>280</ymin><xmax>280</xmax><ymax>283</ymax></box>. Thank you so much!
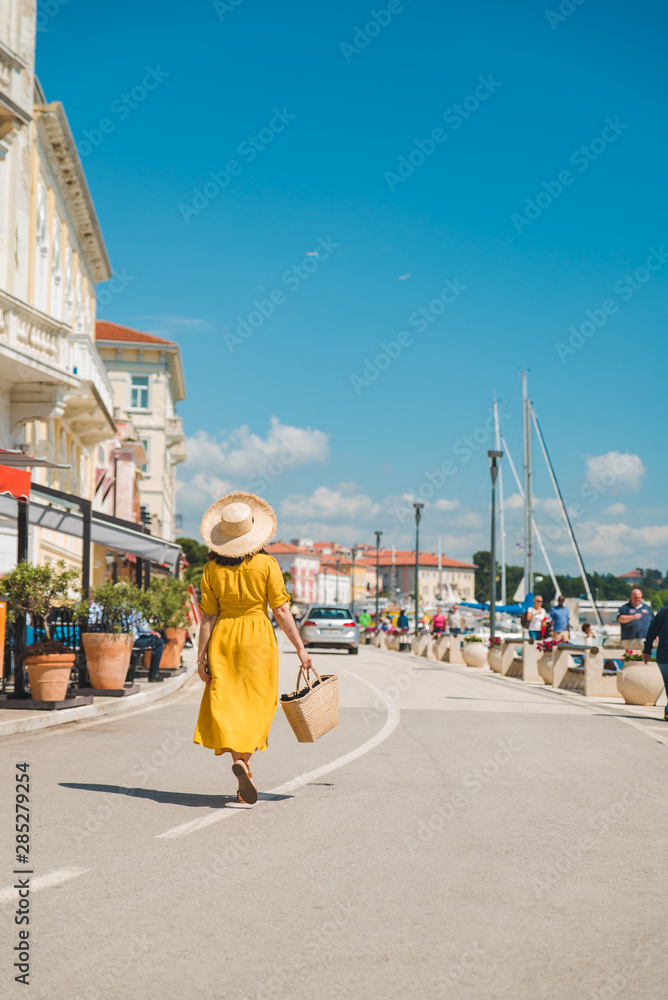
<box><xmin>95</xmin><ymin>321</ymin><xmax>186</xmax><ymax>542</ymax></box>
<box><xmin>617</xmin><ymin>569</ymin><xmax>644</xmax><ymax>587</ymax></box>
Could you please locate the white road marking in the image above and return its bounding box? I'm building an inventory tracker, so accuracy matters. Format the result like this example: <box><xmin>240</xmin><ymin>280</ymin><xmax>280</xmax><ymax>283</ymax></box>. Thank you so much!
<box><xmin>156</xmin><ymin>665</ymin><xmax>401</xmax><ymax>840</ymax></box>
<box><xmin>0</xmin><ymin>867</ymin><xmax>90</xmax><ymax>905</ymax></box>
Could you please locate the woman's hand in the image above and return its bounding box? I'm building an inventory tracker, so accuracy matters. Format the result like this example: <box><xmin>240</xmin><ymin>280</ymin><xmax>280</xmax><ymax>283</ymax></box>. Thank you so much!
<box><xmin>298</xmin><ymin>647</ymin><xmax>313</xmax><ymax>673</ymax></box>
<box><xmin>198</xmin><ymin>660</ymin><xmax>212</xmax><ymax>683</ymax></box>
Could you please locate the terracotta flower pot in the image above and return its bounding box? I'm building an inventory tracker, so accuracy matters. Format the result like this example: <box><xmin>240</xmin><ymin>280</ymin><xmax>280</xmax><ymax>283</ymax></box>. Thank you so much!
<box><xmin>462</xmin><ymin>642</ymin><xmax>487</xmax><ymax>668</ymax></box>
<box><xmin>487</xmin><ymin>646</ymin><xmax>502</xmax><ymax>673</ymax></box>
<box><xmin>25</xmin><ymin>654</ymin><xmax>75</xmax><ymax>701</ymax></box>
<box><xmin>616</xmin><ymin>662</ymin><xmax>664</xmax><ymax>706</ymax></box>
<box><xmin>161</xmin><ymin>627</ymin><xmax>188</xmax><ymax>670</ymax></box>
<box><xmin>82</xmin><ymin>633</ymin><xmax>133</xmax><ymax>689</ymax></box>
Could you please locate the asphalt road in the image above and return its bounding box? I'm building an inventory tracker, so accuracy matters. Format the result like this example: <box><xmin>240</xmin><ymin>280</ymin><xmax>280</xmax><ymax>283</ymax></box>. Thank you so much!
<box><xmin>2</xmin><ymin>636</ymin><xmax>668</xmax><ymax>1000</ymax></box>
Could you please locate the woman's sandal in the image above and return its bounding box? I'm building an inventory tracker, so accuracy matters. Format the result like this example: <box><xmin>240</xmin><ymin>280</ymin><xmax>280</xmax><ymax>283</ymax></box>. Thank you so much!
<box><xmin>232</xmin><ymin>760</ymin><xmax>258</xmax><ymax>805</ymax></box>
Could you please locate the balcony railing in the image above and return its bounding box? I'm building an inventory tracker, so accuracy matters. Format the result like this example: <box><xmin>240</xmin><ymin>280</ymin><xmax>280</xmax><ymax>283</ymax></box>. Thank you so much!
<box><xmin>64</xmin><ymin>334</ymin><xmax>115</xmax><ymax>417</ymax></box>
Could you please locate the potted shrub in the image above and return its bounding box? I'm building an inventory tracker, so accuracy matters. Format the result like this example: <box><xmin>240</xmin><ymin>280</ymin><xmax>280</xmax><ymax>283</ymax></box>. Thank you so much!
<box><xmin>2</xmin><ymin>560</ymin><xmax>81</xmax><ymax>701</ymax></box>
<box><xmin>146</xmin><ymin>576</ymin><xmax>191</xmax><ymax>670</ymax></box>
<box><xmin>81</xmin><ymin>581</ymin><xmax>148</xmax><ymax>689</ymax></box>
<box><xmin>487</xmin><ymin>635</ymin><xmax>502</xmax><ymax>673</ymax></box>
<box><xmin>616</xmin><ymin>650</ymin><xmax>664</xmax><ymax>706</ymax></box>
<box><xmin>462</xmin><ymin>634</ymin><xmax>487</xmax><ymax>668</ymax></box>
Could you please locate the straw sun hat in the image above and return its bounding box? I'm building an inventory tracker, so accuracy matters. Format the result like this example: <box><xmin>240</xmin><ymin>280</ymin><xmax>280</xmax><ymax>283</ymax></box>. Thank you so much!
<box><xmin>200</xmin><ymin>492</ymin><xmax>277</xmax><ymax>557</ymax></box>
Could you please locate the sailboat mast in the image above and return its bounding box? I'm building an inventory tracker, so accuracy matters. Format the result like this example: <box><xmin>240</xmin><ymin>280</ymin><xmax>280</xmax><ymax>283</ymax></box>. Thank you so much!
<box><xmin>530</xmin><ymin>405</ymin><xmax>603</xmax><ymax>626</ymax></box>
<box><xmin>521</xmin><ymin>371</ymin><xmax>534</xmax><ymax>595</ymax></box>
<box><xmin>493</xmin><ymin>397</ymin><xmax>506</xmax><ymax>606</ymax></box>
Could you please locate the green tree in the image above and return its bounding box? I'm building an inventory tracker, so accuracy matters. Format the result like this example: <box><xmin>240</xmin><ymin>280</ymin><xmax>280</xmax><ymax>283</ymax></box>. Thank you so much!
<box><xmin>2</xmin><ymin>560</ymin><xmax>81</xmax><ymax>639</ymax></box>
<box><xmin>176</xmin><ymin>536</ymin><xmax>208</xmax><ymax>585</ymax></box>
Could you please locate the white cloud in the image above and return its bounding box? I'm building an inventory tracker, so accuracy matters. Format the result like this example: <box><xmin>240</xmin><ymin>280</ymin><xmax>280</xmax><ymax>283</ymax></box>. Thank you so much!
<box><xmin>433</xmin><ymin>498</ymin><xmax>460</xmax><ymax>512</ymax></box>
<box><xmin>584</xmin><ymin>452</ymin><xmax>646</xmax><ymax>494</ymax></box>
<box><xmin>280</xmin><ymin>485</ymin><xmax>381</xmax><ymax>522</ymax></box>
<box><xmin>176</xmin><ymin>418</ymin><xmax>330</xmax><ymax>534</ymax></box>
<box><xmin>604</xmin><ymin>502</ymin><xmax>627</xmax><ymax>517</ymax></box>
<box><xmin>182</xmin><ymin>417</ymin><xmax>330</xmax><ymax>482</ymax></box>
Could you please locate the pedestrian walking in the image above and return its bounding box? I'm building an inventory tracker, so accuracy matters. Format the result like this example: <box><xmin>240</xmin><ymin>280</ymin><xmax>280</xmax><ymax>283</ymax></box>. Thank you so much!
<box><xmin>194</xmin><ymin>492</ymin><xmax>312</xmax><ymax>804</ymax></box>
<box><xmin>549</xmin><ymin>595</ymin><xmax>570</xmax><ymax>644</ymax></box>
<box><xmin>448</xmin><ymin>605</ymin><xmax>462</xmax><ymax>635</ymax></box>
<box><xmin>358</xmin><ymin>609</ymin><xmax>372</xmax><ymax>628</ymax></box>
<box><xmin>617</xmin><ymin>588</ymin><xmax>654</xmax><ymax>650</ymax></box>
<box><xmin>525</xmin><ymin>595</ymin><xmax>549</xmax><ymax>640</ymax></box>
<box><xmin>397</xmin><ymin>608</ymin><xmax>409</xmax><ymax>632</ymax></box>
<box><xmin>642</xmin><ymin>607</ymin><xmax>668</xmax><ymax>722</ymax></box>
<box><xmin>430</xmin><ymin>606</ymin><xmax>446</xmax><ymax>635</ymax></box>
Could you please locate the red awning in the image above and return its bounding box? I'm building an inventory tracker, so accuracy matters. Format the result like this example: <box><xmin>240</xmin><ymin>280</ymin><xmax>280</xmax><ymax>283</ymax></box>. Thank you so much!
<box><xmin>0</xmin><ymin>465</ymin><xmax>31</xmax><ymax>501</ymax></box>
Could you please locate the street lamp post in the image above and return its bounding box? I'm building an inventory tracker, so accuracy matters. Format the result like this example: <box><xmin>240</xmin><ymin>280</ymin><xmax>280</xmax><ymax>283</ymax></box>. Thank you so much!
<box><xmin>335</xmin><ymin>555</ymin><xmax>341</xmax><ymax>604</ymax></box>
<box><xmin>488</xmin><ymin>450</ymin><xmax>503</xmax><ymax>641</ymax></box>
<box><xmin>413</xmin><ymin>503</ymin><xmax>424</xmax><ymax>636</ymax></box>
<box><xmin>374</xmin><ymin>530</ymin><xmax>383</xmax><ymax>627</ymax></box>
<box><xmin>350</xmin><ymin>546</ymin><xmax>359</xmax><ymax>617</ymax></box>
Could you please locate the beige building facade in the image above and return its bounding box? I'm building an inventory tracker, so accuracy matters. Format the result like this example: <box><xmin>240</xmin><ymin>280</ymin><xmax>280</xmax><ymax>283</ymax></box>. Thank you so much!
<box><xmin>0</xmin><ymin>1</ymin><xmax>117</xmax><ymax>571</ymax></box>
<box><xmin>95</xmin><ymin>321</ymin><xmax>186</xmax><ymax>542</ymax></box>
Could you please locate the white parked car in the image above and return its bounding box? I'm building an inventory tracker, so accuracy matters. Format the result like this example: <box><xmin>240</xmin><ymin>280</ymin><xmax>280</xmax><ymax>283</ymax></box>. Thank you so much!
<box><xmin>298</xmin><ymin>606</ymin><xmax>359</xmax><ymax>654</ymax></box>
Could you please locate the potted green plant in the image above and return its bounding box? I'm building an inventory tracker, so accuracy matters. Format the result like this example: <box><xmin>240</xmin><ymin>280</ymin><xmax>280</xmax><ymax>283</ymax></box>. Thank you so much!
<box><xmin>146</xmin><ymin>576</ymin><xmax>191</xmax><ymax>670</ymax></box>
<box><xmin>1</xmin><ymin>560</ymin><xmax>81</xmax><ymax>701</ymax></box>
<box><xmin>81</xmin><ymin>581</ymin><xmax>148</xmax><ymax>689</ymax></box>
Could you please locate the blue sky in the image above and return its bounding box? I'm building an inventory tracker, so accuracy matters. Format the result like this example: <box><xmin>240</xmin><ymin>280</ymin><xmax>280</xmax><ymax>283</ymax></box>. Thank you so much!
<box><xmin>37</xmin><ymin>0</ymin><xmax>668</xmax><ymax>572</ymax></box>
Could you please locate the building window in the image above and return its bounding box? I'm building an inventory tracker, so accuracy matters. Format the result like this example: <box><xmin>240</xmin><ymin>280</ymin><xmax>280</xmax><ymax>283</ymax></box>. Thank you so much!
<box><xmin>140</xmin><ymin>438</ymin><xmax>150</xmax><ymax>474</ymax></box>
<box><xmin>130</xmin><ymin>375</ymin><xmax>149</xmax><ymax>410</ymax></box>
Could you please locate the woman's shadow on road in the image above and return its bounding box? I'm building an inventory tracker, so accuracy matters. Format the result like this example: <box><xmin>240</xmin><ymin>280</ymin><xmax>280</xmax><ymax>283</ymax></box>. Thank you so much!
<box><xmin>60</xmin><ymin>783</ymin><xmax>291</xmax><ymax>809</ymax></box>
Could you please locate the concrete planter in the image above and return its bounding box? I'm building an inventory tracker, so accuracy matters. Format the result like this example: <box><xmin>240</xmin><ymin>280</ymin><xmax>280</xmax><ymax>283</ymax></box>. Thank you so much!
<box><xmin>435</xmin><ymin>635</ymin><xmax>451</xmax><ymax>662</ymax></box>
<box><xmin>372</xmin><ymin>631</ymin><xmax>385</xmax><ymax>649</ymax></box>
<box><xmin>537</xmin><ymin>652</ymin><xmax>554</xmax><ymax>685</ymax></box>
<box><xmin>25</xmin><ymin>654</ymin><xmax>75</xmax><ymax>701</ymax></box>
<box><xmin>82</xmin><ymin>633</ymin><xmax>133</xmax><ymax>689</ymax></box>
<box><xmin>398</xmin><ymin>636</ymin><xmax>410</xmax><ymax>653</ymax></box>
<box><xmin>462</xmin><ymin>641</ymin><xmax>487</xmax><ymax>668</ymax></box>
<box><xmin>161</xmin><ymin>627</ymin><xmax>188</xmax><ymax>670</ymax></box>
<box><xmin>616</xmin><ymin>662</ymin><xmax>664</xmax><ymax>706</ymax></box>
<box><xmin>487</xmin><ymin>646</ymin><xmax>502</xmax><ymax>673</ymax></box>
<box><xmin>411</xmin><ymin>634</ymin><xmax>430</xmax><ymax>657</ymax></box>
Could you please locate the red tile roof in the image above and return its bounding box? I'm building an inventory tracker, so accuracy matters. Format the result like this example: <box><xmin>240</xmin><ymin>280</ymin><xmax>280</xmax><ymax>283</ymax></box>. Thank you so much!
<box><xmin>266</xmin><ymin>542</ymin><xmax>318</xmax><ymax>556</ymax></box>
<box><xmin>96</xmin><ymin>320</ymin><xmax>177</xmax><ymax>346</ymax></box>
<box><xmin>618</xmin><ymin>569</ymin><xmax>643</xmax><ymax>580</ymax></box>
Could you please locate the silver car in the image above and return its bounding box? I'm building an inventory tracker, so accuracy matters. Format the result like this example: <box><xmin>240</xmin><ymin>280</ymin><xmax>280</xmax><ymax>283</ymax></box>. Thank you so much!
<box><xmin>299</xmin><ymin>606</ymin><xmax>359</xmax><ymax>654</ymax></box>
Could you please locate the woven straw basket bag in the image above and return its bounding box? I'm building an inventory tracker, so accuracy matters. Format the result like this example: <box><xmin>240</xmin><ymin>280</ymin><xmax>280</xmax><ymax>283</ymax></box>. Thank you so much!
<box><xmin>280</xmin><ymin>666</ymin><xmax>339</xmax><ymax>743</ymax></box>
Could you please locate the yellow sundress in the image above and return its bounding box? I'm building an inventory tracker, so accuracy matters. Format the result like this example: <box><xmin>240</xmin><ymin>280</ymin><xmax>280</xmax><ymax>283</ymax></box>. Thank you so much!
<box><xmin>193</xmin><ymin>553</ymin><xmax>289</xmax><ymax>755</ymax></box>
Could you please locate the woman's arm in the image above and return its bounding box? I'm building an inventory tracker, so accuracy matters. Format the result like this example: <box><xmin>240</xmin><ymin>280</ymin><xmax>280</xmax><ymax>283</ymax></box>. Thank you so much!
<box><xmin>273</xmin><ymin>603</ymin><xmax>313</xmax><ymax>673</ymax></box>
<box><xmin>197</xmin><ymin>611</ymin><xmax>218</xmax><ymax>682</ymax></box>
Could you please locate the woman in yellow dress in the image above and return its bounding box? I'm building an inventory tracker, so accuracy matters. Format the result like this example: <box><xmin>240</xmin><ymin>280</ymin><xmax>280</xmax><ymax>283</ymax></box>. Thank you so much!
<box><xmin>194</xmin><ymin>492</ymin><xmax>312</xmax><ymax>804</ymax></box>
